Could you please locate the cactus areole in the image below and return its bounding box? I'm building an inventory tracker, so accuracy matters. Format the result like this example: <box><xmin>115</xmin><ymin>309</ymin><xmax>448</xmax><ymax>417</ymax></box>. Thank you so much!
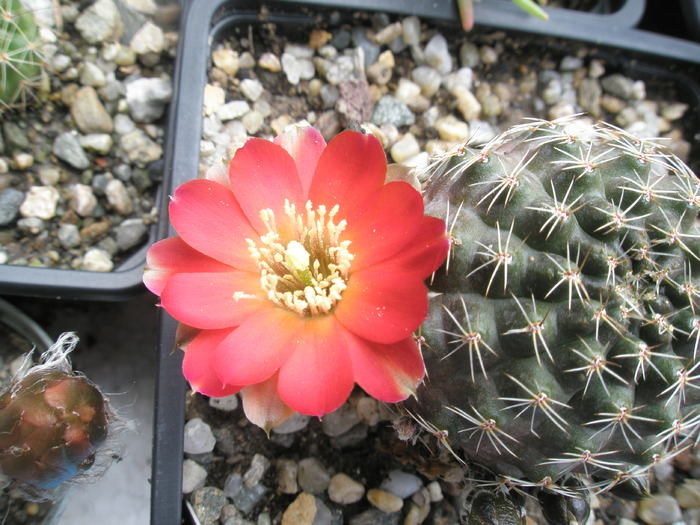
<box><xmin>407</xmin><ymin>117</ymin><xmax>700</xmax><ymax>521</ymax></box>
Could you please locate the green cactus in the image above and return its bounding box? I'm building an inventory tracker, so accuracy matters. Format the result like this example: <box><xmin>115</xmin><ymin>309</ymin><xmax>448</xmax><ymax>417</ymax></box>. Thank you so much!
<box><xmin>406</xmin><ymin>116</ymin><xmax>700</xmax><ymax>523</ymax></box>
<box><xmin>0</xmin><ymin>333</ymin><xmax>113</xmax><ymax>497</ymax></box>
<box><xmin>0</xmin><ymin>0</ymin><xmax>45</xmax><ymax>111</ymax></box>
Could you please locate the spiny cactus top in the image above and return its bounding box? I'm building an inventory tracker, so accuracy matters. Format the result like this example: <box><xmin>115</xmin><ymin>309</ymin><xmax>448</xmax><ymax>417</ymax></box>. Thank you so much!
<box><xmin>0</xmin><ymin>333</ymin><xmax>112</xmax><ymax>494</ymax></box>
<box><xmin>408</xmin><ymin>116</ymin><xmax>700</xmax><ymax>521</ymax></box>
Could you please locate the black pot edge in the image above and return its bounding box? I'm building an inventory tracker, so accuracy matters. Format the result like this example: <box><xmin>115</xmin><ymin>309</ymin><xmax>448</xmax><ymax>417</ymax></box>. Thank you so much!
<box><xmin>682</xmin><ymin>0</ymin><xmax>700</xmax><ymax>41</ymax></box>
<box><xmin>150</xmin><ymin>1</ymin><xmax>700</xmax><ymax>523</ymax></box>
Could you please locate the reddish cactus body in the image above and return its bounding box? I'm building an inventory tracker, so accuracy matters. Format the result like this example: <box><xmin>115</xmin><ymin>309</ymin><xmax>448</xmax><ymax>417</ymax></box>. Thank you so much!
<box><xmin>0</xmin><ymin>333</ymin><xmax>113</xmax><ymax>494</ymax></box>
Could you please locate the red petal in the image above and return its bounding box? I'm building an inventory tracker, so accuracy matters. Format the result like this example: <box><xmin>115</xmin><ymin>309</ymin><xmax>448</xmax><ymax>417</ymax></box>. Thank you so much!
<box><xmin>380</xmin><ymin>216</ymin><xmax>450</xmax><ymax>278</ymax></box>
<box><xmin>274</xmin><ymin>126</ymin><xmax>326</xmax><ymax>198</ymax></box>
<box><xmin>160</xmin><ymin>271</ymin><xmax>265</xmax><ymax>329</ymax></box>
<box><xmin>334</xmin><ymin>267</ymin><xmax>428</xmax><ymax>344</ymax></box>
<box><xmin>228</xmin><ymin>138</ymin><xmax>304</xmax><ymax>232</ymax></box>
<box><xmin>345</xmin><ymin>334</ymin><xmax>425</xmax><ymax>402</ymax></box>
<box><xmin>344</xmin><ymin>181</ymin><xmax>425</xmax><ymax>271</ymax></box>
<box><xmin>182</xmin><ymin>329</ymin><xmax>243</xmax><ymax>397</ymax></box>
<box><xmin>308</xmin><ymin>131</ymin><xmax>386</xmax><ymax>214</ymax></box>
<box><xmin>144</xmin><ymin>237</ymin><xmax>232</xmax><ymax>296</ymax></box>
<box><xmin>277</xmin><ymin>317</ymin><xmax>354</xmax><ymax>417</ymax></box>
<box><xmin>169</xmin><ymin>179</ymin><xmax>258</xmax><ymax>271</ymax></box>
<box><xmin>240</xmin><ymin>374</ymin><xmax>295</xmax><ymax>433</ymax></box>
<box><xmin>215</xmin><ymin>307</ymin><xmax>298</xmax><ymax>385</ymax></box>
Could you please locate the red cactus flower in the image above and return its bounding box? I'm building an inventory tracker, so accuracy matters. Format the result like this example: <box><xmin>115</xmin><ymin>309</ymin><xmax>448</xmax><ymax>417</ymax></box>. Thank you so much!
<box><xmin>145</xmin><ymin>126</ymin><xmax>449</xmax><ymax>430</ymax></box>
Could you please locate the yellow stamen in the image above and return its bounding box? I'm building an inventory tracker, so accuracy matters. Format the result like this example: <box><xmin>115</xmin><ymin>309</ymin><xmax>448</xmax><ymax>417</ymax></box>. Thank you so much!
<box><xmin>245</xmin><ymin>199</ymin><xmax>353</xmax><ymax>317</ymax></box>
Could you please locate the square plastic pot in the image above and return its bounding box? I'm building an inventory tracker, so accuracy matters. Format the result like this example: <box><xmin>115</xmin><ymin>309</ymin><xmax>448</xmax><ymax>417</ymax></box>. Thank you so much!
<box><xmin>151</xmin><ymin>1</ymin><xmax>700</xmax><ymax>523</ymax></box>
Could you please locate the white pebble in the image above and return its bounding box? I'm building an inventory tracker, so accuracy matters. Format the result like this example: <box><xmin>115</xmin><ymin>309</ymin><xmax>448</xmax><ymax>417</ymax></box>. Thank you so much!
<box><xmin>19</xmin><ymin>186</ymin><xmax>60</xmax><ymax>220</ymax></box>
<box><xmin>182</xmin><ymin>459</ymin><xmax>208</xmax><ymax>494</ymax></box>
<box><xmin>391</xmin><ymin>133</ymin><xmax>420</xmax><ymax>164</ymax></box>
<box><xmin>183</xmin><ymin>417</ymin><xmax>216</xmax><ymax>455</ymax></box>
<box><xmin>424</xmin><ymin>33</ymin><xmax>452</xmax><ymax>74</ymax></box>
<box><xmin>82</xmin><ymin>248</ymin><xmax>114</xmax><ymax>272</ymax></box>
<box><xmin>209</xmin><ymin>394</ymin><xmax>239</xmax><ymax>412</ymax></box>
<box><xmin>240</xmin><ymin>78</ymin><xmax>264</xmax><ymax>101</ymax></box>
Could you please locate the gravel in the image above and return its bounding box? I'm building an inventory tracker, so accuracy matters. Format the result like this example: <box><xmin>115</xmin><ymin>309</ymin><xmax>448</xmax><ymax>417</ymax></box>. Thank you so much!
<box><xmin>181</xmin><ymin>6</ymin><xmax>700</xmax><ymax>525</ymax></box>
<box><xmin>0</xmin><ymin>0</ymin><xmax>175</xmax><ymax>272</ymax></box>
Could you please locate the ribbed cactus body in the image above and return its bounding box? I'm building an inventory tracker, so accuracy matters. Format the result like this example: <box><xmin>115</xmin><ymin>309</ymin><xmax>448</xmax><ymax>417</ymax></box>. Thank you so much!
<box><xmin>0</xmin><ymin>333</ymin><xmax>111</xmax><ymax>493</ymax></box>
<box><xmin>410</xmin><ymin>117</ymin><xmax>700</xmax><ymax>520</ymax></box>
<box><xmin>0</xmin><ymin>0</ymin><xmax>44</xmax><ymax>110</ymax></box>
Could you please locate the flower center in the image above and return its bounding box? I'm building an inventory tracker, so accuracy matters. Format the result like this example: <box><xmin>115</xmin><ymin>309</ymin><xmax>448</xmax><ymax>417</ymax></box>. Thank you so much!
<box><xmin>247</xmin><ymin>199</ymin><xmax>353</xmax><ymax>317</ymax></box>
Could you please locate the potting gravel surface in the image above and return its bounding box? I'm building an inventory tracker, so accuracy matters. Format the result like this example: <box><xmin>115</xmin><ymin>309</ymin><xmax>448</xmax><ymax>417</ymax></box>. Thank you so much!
<box><xmin>182</xmin><ymin>7</ymin><xmax>700</xmax><ymax>525</ymax></box>
<box><xmin>0</xmin><ymin>0</ymin><xmax>178</xmax><ymax>272</ymax></box>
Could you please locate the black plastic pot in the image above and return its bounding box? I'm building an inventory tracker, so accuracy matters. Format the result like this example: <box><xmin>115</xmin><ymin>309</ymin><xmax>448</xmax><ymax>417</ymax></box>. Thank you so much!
<box><xmin>151</xmin><ymin>1</ymin><xmax>700</xmax><ymax>523</ymax></box>
<box><xmin>0</xmin><ymin>240</ymin><xmax>156</xmax><ymax>301</ymax></box>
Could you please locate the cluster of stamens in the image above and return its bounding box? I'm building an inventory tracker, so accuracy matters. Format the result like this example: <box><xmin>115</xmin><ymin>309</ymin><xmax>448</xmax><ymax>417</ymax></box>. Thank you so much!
<box><xmin>246</xmin><ymin>199</ymin><xmax>353</xmax><ymax>317</ymax></box>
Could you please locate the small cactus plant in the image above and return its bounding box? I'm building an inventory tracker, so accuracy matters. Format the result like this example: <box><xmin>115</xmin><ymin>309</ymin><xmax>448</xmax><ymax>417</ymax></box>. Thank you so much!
<box><xmin>405</xmin><ymin>116</ymin><xmax>700</xmax><ymax>523</ymax></box>
<box><xmin>0</xmin><ymin>332</ymin><xmax>115</xmax><ymax>498</ymax></box>
<box><xmin>0</xmin><ymin>0</ymin><xmax>45</xmax><ymax>111</ymax></box>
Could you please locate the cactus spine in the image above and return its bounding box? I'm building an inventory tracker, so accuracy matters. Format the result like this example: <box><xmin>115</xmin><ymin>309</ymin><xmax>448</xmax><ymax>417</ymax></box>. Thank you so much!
<box><xmin>406</xmin><ymin>116</ymin><xmax>700</xmax><ymax>523</ymax></box>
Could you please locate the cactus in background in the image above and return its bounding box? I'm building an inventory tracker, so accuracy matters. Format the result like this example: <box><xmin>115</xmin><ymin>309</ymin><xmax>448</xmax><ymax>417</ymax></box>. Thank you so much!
<box><xmin>0</xmin><ymin>333</ymin><xmax>114</xmax><ymax>497</ymax></box>
<box><xmin>0</xmin><ymin>0</ymin><xmax>45</xmax><ymax>110</ymax></box>
<box><xmin>405</xmin><ymin>116</ymin><xmax>700</xmax><ymax>523</ymax></box>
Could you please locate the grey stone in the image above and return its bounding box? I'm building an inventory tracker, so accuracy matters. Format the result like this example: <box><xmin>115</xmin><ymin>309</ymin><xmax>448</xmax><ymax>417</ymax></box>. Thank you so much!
<box><xmin>424</xmin><ymin>33</ymin><xmax>452</xmax><ymax>74</ymax></box>
<box><xmin>352</xmin><ymin>27</ymin><xmax>379</xmax><ymax>68</ymax></box>
<box><xmin>321</xmin><ymin>402</ymin><xmax>361</xmax><ymax>437</ymax></box>
<box><xmin>3</xmin><ymin>121</ymin><xmax>30</xmax><ymax>151</ymax></box>
<box><xmin>637</xmin><ymin>495</ymin><xmax>682</xmax><ymax>525</ymax></box>
<box><xmin>208</xmin><ymin>394</ymin><xmax>239</xmax><ymax>412</ymax></box>
<box><xmin>232</xmin><ymin>483</ymin><xmax>267</xmax><ymax>514</ymax></box>
<box><xmin>126</xmin><ymin>77</ymin><xmax>172</xmax><ymax>123</ymax></box>
<box><xmin>329</xmin><ymin>422</ymin><xmax>368</xmax><ymax>449</ymax></box>
<box><xmin>578</xmin><ymin>77</ymin><xmax>602</xmax><ymax>117</ymax></box>
<box><xmin>58</xmin><ymin>223</ymin><xmax>81</xmax><ymax>249</ymax></box>
<box><xmin>327</xmin><ymin>473</ymin><xmax>365</xmax><ymax>504</ymax></box>
<box><xmin>243</xmin><ymin>454</ymin><xmax>271</xmax><ymax>488</ymax></box>
<box><xmin>115</xmin><ymin>218</ymin><xmax>147</xmax><ymax>251</ymax></box>
<box><xmin>297</xmin><ymin>457</ymin><xmax>331</xmax><ymax>495</ymax></box>
<box><xmin>68</xmin><ymin>184</ymin><xmax>97</xmax><ymax>217</ymax></box>
<box><xmin>411</xmin><ymin>66</ymin><xmax>441</xmax><ymax>98</ymax></box>
<box><xmin>0</xmin><ymin>188</ymin><xmax>25</xmax><ymax>226</ymax></box>
<box><xmin>272</xmin><ymin>413</ymin><xmax>311</xmax><ymax>434</ymax></box>
<box><xmin>53</xmin><ymin>132</ymin><xmax>91</xmax><ymax>170</ymax></box>
<box><xmin>183</xmin><ymin>418</ymin><xmax>216</xmax><ymax>455</ymax></box>
<box><xmin>324</xmin><ymin>55</ymin><xmax>356</xmax><ymax>85</ymax></box>
<box><xmin>17</xmin><ymin>217</ymin><xmax>45</xmax><ymax>235</ymax></box>
<box><xmin>380</xmin><ymin>470</ymin><xmax>422</xmax><ymax>499</ymax></box>
<box><xmin>182</xmin><ymin>459</ymin><xmax>207</xmax><ymax>494</ymax></box>
<box><xmin>71</xmin><ymin>86</ymin><xmax>114</xmax><ymax>134</ymax></box>
<box><xmin>80</xmin><ymin>61</ymin><xmax>107</xmax><ymax>87</ymax></box>
<box><xmin>224</xmin><ymin>473</ymin><xmax>243</xmax><ymax>499</ymax></box>
<box><xmin>79</xmin><ymin>134</ymin><xmax>114</xmax><ymax>155</ymax></box>
<box><xmin>130</xmin><ymin>21</ymin><xmax>165</xmax><ymax>56</ymax></box>
<box><xmin>191</xmin><ymin>487</ymin><xmax>227</xmax><ymax>525</ymax></box>
<box><xmin>275</xmin><ymin>459</ymin><xmax>298</xmax><ymax>494</ymax></box>
<box><xmin>74</xmin><ymin>0</ymin><xmax>124</xmax><ymax>44</ymax></box>
<box><xmin>105</xmin><ymin>179</ymin><xmax>134</xmax><ymax>215</ymax></box>
<box><xmin>601</xmin><ymin>73</ymin><xmax>635</xmax><ymax>99</ymax></box>
<box><xmin>401</xmin><ymin>16</ymin><xmax>420</xmax><ymax>47</ymax></box>
<box><xmin>118</xmin><ymin>128</ymin><xmax>163</xmax><ymax>167</ymax></box>
<box><xmin>349</xmin><ymin>508</ymin><xmax>400</xmax><ymax>525</ymax></box>
<box><xmin>371</xmin><ymin>96</ymin><xmax>415</xmax><ymax>127</ymax></box>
